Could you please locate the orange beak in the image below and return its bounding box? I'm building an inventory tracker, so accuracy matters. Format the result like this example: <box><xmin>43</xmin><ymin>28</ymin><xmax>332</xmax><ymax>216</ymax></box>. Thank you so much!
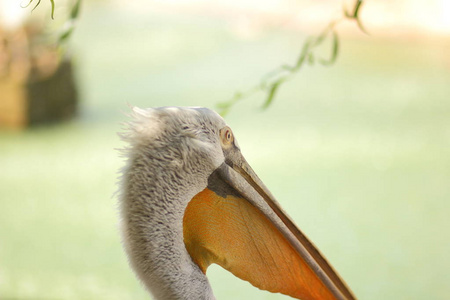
<box><xmin>183</xmin><ymin>144</ymin><xmax>356</xmax><ymax>300</ymax></box>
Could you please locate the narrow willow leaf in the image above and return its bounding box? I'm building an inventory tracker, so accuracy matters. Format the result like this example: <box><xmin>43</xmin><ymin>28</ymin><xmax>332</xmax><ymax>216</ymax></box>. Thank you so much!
<box><xmin>262</xmin><ymin>81</ymin><xmax>282</xmax><ymax>109</ymax></box>
<box><xmin>307</xmin><ymin>53</ymin><xmax>315</xmax><ymax>65</ymax></box>
<box><xmin>217</xmin><ymin>100</ymin><xmax>234</xmax><ymax>116</ymax></box>
<box><xmin>314</xmin><ymin>23</ymin><xmax>334</xmax><ymax>46</ymax></box>
<box><xmin>31</xmin><ymin>0</ymin><xmax>41</xmax><ymax>13</ymax></box>
<box><xmin>353</xmin><ymin>0</ymin><xmax>363</xmax><ymax>18</ymax></box>
<box><xmin>22</xmin><ymin>0</ymin><xmax>56</xmax><ymax>19</ymax></box>
<box><xmin>315</xmin><ymin>30</ymin><xmax>328</xmax><ymax>46</ymax></box>
<box><xmin>295</xmin><ymin>38</ymin><xmax>312</xmax><ymax>69</ymax></box>
<box><xmin>356</xmin><ymin>16</ymin><xmax>369</xmax><ymax>34</ymax></box>
<box><xmin>218</xmin><ymin>104</ymin><xmax>229</xmax><ymax>115</ymax></box>
<box><xmin>353</xmin><ymin>0</ymin><xmax>369</xmax><ymax>34</ymax></box>
<box><xmin>321</xmin><ymin>30</ymin><xmax>339</xmax><ymax>65</ymax></box>
<box><xmin>58</xmin><ymin>0</ymin><xmax>83</xmax><ymax>44</ymax></box>
<box><xmin>281</xmin><ymin>64</ymin><xmax>295</xmax><ymax>71</ymax></box>
<box><xmin>260</xmin><ymin>67</ymin><xmax>285</xmax><ymax>88</ymax></box>
<box><xmin>344</xmin><ymin>8</ymin><xmax>352</xmax><ymax>19</ymax></box>
<box><xmin>344</xmin><ymin>0</ymin><xmax>363</xmax><ymax>19</ymax></box>
<box><xmin>344</xmin><ymin>0</ymin><xmax>368</xmax><ymax>34</ymax></box>
<box><xmin>71</xmin><ymin>0</ymin><xmax>82</xmax><ymax>19</ymax></box>
<box><xmin>331</xmin><ymin>31</ymin><xmax>339</xmax><ymax>62</ymax></box>
<box><xmin>49</xmin><ymin>0</ymin><xmax>55</xmax><ymax>19</ymax></box>
<box><xmin>21</xmin><ymin>0</ymin><xmax>35</xmax><ymax>8</ymax></box>
<box><xmin>216</xmin><ymin>101</ymin><xmax>231</xmax><ymax>109</ymax></box>
<box><xmin>59</xmin><ymin>26</ymin><xmax>74</xmax><ymax>43</ymax></box>
<box><xmin>217</xmin><ymin>92</ymin><xmax>240</xmax><ymax>110</ymax></box>
<box><xmin>219</xmin><ymin>109</ymin><xmax>229</xmax><ymax>117</ymax></box>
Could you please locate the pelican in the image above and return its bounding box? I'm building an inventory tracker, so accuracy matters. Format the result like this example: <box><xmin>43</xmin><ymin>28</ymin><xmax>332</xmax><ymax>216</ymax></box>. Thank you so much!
<box><xmin>119</xmin><ymin>106</ymin><xmax>356</xmax><ymax>300</ymax></box>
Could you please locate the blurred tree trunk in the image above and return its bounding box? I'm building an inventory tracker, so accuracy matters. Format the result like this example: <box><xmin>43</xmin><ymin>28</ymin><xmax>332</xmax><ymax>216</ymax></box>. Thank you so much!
<box><xmin>0</xmin><ymin>25</ymin><xmax>78</xmax><ymax>129</ymax></box>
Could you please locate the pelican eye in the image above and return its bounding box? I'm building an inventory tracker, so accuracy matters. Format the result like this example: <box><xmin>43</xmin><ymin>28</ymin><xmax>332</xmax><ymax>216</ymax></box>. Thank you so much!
<box><xmin>220</xmin><ymin>126</ymin><xmax>233</xmax><ymax>146</ymax></box>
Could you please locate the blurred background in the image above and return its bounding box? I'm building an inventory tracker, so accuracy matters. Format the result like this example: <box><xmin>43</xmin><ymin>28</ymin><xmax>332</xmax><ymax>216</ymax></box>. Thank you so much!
<box><xmin>1</xmin><ymin>0</ymin><xmax>449</xmax><ymax>299</ymax></box>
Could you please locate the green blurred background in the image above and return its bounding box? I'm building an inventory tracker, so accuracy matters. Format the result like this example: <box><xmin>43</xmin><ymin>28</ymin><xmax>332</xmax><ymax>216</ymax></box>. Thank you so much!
<box><xmin>1</xmin><ymin>0</ymin><xmax>450</xmax><ymax>299</ymax></box>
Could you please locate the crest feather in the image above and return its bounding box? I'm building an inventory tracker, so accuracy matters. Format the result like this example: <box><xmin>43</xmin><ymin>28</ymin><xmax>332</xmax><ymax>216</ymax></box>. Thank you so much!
<box><xmin>119</xmin><ymin>106</ymin><xmax>163</xmax><ymax>146</ymax></box>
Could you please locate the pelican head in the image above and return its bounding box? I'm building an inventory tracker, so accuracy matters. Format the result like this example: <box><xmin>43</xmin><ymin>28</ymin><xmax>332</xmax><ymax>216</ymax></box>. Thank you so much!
<box><xmin>119</xmin><ymin>106</ymin><xmax>355</xmax><ymax>300</ymax></box>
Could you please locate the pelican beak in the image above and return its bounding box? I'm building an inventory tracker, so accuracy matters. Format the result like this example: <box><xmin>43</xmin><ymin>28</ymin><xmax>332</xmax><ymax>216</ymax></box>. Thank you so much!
<box><xmin>183</xmin><ymin>135</ymin><xmax>356</xmax><ymax>300</ymax></box>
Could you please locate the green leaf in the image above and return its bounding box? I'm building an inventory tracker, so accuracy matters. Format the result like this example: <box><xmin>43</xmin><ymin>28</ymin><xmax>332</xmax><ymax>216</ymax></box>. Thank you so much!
<box><xmin>260</xmin><ymin>67</ymin><xmax>284</xmax><ymax>88</ymax></box>
<box><xmin>356</xmin><ymin>15</ymin><xmax>369</xmax><ymax>35</ymax></box>
<box><xmin>59</xmin><ymin>27</ymin><xmax>74</xmax><ymax>43</ymax></box>
<box><xmin>344</xmin><ymin>0</ymin><xmax>368</xmax><ymax>34</ymax></box>
<box><xmin>216</xmin><ymin>91</ymin><xmax>241</xmax><ymax>114</ymax></box>
<box><xmin>31</xmin><ymin>0</ymin><xmax>42</xmax><ymax>14</ymax></box>
<box><xmin>21</xmin><ymin>0</ymin><xmax>35</xmax><ymax>8</ymax></box>
<box><xmin>295</xmin><ymin>38</ymin><xmax>312</xmax><ymax>69</ymax></box>
<box><xmin>49</xmin><ymin>0</ymin><xmax>55</xmax><ymax>19</ymax></box>
<box><xmin>216</xmin><ymin>100</ymin><xmax>231</xmax><ymax>109</ymax></box>
<box><xmin>314</xmin><ymin>23</ymin><xmax>335</xmax><ymax>47</ymax></box>
<box><xmin>344</xmin><ymin>8</ymin><xmax>352</xmax><ymax>19</ymax></box>
<box><xmin>319</xmin><ymin>30</ymin><xmax>339</xmax><ymax>65</ymax></box>
<box><xmin>21</xmin><ymin>0</ymin><xmax>56</xmax><ymax>19</ymax></box>
<box><xmin>307</xmin><ymin>53</ymin><xmax>315</xmax><ymax>65</ymax></box>
<box><xmin>219</xmin><ymin>107</ymin><xmax>230</xmax><ymax>117</ymax></box>
<box><xmin>217</xmin><ymin>100</ymin><xmax>233</xmax><ymax>116</ymax></box>
<box><xmin>262</xmin><ymin>81</ymin><xmax>282</xmax><ymax>109</ymax></box>
<box><xmin>344</xmin><ymin>0</ymin><xmax>363</xmax><ymax>19</ymax></box>
<box><xmin>59</xmin><ymin>0</ymin><xmax>84</xmax><ymax>44</ymax></box>
<box><xmin>353</xmin><ymin>0</ymin><xmax>363</xmax><ymax>18</ymax></box>
<box><xmin>71</xmin><ymin>0</ymin><xmax>82</xmax><ymax>19</ymax></box>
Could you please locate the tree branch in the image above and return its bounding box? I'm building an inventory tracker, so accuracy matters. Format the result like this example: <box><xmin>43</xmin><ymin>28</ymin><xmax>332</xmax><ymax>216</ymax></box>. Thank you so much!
<box><xmin>218</xmin><ymin>0</ymin><xmax>367</xmax><ymax>115</ymax></box>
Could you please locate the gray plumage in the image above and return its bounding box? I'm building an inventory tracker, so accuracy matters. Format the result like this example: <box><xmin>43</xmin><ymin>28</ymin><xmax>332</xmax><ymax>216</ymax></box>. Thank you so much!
<box><xmin>118</xmin><ymin>107</ymin><xmax>227</xmax><ymax>300</ymax></box>
<box><xmin>118</xmin><ymin>106</ymin><xmax>356</xmax><ymax>300</ymax></box>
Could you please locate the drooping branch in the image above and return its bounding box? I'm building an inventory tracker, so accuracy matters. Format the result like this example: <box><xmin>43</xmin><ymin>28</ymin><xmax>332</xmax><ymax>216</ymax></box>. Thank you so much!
<box><xmin>59</xmin><ymin>0</ymin><xmax>83</xmax><ymax>43</ymax></box>
<box><xmin>217</xmin><ymin>0</ymin><xmax>367</xmax><ymax>116</ymax></box>
<box><xmin>21</xmin><ymin>0</ymin><xmax>82</xmax><ymax>44</ymax></box>
<box><xmin>22</xmin><ymin>0</ymin><xmax>56</xmax><ymax>19</ymax></box>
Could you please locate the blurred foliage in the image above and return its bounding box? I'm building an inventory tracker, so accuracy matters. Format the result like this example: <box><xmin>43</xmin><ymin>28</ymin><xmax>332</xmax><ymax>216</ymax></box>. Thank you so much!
<box><xmin>24</xmin><ymin>0</ymin><xmax>366</xmax><ymax>115</ymax></box>
<box><xmin>59</xmin><ymin>0</ymin><xmax>83</xmax><ymax>44</ymax></box>
<box><xmin>218</xmin><ymin>0</ymin><xmax>367</xmax><ymax>115</ymax></box>
<box><xmin>22</xmin><ymin>0</ymin><xmax>82</xmax><ymax>44</ymax></box>
<box><xmin>22</xmin><ymin>0</ymin><xmax>56</xmax><ymax>19</ymax></box>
